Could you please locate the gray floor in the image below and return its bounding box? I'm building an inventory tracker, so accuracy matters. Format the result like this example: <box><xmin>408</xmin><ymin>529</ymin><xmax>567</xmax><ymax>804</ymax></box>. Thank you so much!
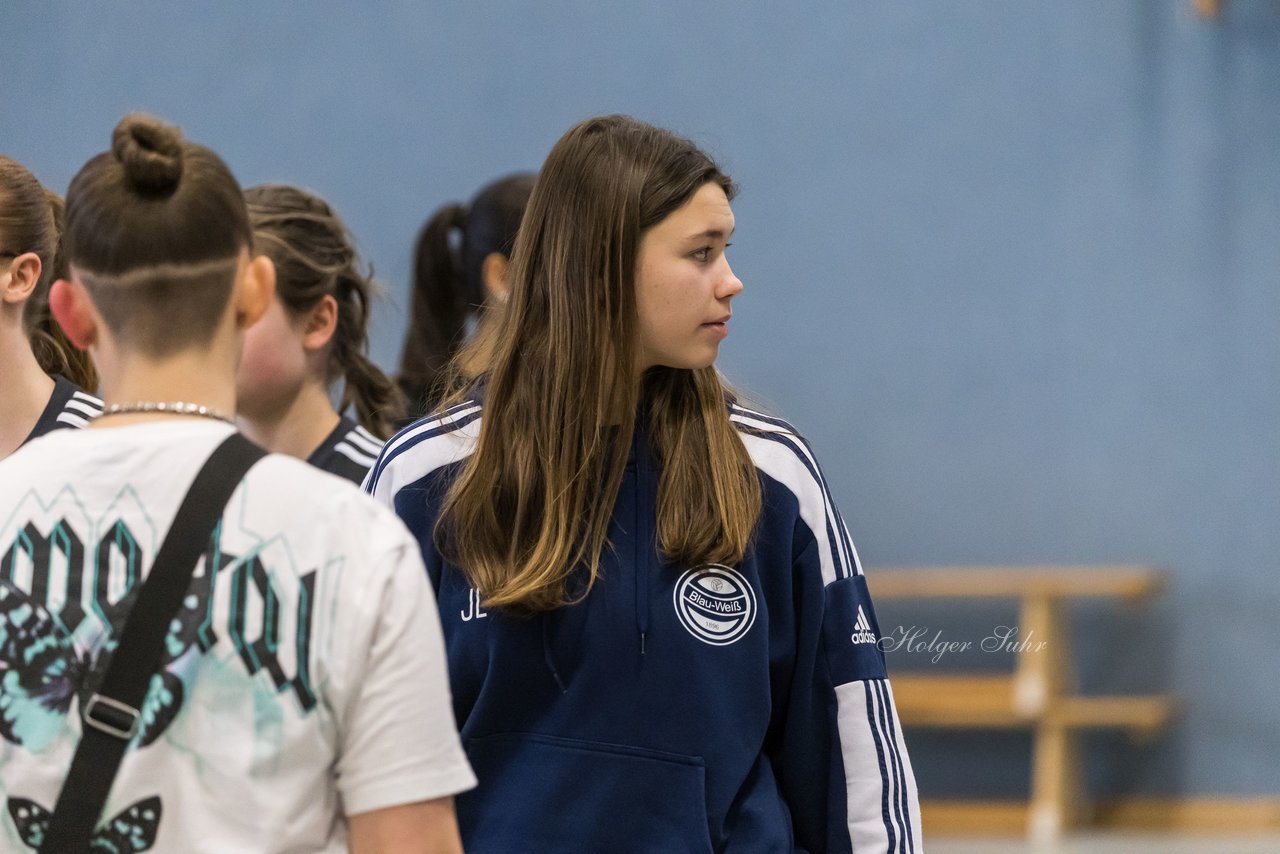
<box><xmin>925</xmin><ymin>834</ymin><xmax>1280</xmax><ymax>853</ymax></box>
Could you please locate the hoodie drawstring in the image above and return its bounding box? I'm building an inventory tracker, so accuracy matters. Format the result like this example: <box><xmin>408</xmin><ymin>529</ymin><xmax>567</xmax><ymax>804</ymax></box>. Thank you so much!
<box><xmin>541</xmin><ymin>615</ymin><xmax>568</xmax><ymax>694</ymax></box>
<box><xmin>635</xmin><ymin>422</ymin><xmax>651</xmax><ymax>656</ymax></box>
<box><xmin>637</xmin><ymin>565</ymin><xmax>649</xmax><ymax>656</ymax></box>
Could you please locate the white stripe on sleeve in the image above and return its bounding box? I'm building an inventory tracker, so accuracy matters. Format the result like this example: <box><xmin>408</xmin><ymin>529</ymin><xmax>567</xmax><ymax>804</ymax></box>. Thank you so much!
<box><xmin>346</xmin><ymin>426</ymin><xmax>384</xmax><ymax>456</ymax></box>
<box><xmin>834</xmin><ymin>680</ymin><xmax>921</xmax><ymax>853</ymax></box>
<box><xmin>65</xmin><ymin>398</ymin><xmax>102</xmax><ymax>418</ymax></box>
<box><xmin>731</xmin><ymin>407</ymin><xmax>863</xmax><ymax>577</ymax></box>
<box><xmin>736</xmin><ymin>430</ymin><xmax>851</xmax><ymax>587</ymax></box>
<box><xmin>334</xmin><ymin>442</ymin><xmax>378</xmax><ymax>468</ymax></box>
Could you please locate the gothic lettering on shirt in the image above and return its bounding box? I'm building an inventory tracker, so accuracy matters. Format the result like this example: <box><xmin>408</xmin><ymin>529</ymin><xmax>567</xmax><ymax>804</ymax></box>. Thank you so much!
<box><xmin>0</xmin><ymin>515</ymin><xmax>319</xmax><ymax>750</ymax></box>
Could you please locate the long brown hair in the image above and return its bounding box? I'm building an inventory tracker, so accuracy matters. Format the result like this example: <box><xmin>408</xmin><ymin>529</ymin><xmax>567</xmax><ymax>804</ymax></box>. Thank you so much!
<box><xmin>245</xmin><ymin>184</ymin><xmax>406</xmax><ymax>438</ymax></box>
<box><xmin>0</xmin><ymin>155</ymin><xmax>97</xmax><ymax>389</ymax></box>
<box><xmin>439</xmin><ymin>115</ymin><xmax>761</xmax><ymax>612</ymax></box>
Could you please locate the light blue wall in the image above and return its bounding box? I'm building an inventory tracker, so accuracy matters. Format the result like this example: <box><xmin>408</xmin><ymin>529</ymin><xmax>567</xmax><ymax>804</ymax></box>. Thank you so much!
<box><xmin>7</xmin><ymin>0</ymin><xmax>1277</xmax><ymax>798</ymax></box>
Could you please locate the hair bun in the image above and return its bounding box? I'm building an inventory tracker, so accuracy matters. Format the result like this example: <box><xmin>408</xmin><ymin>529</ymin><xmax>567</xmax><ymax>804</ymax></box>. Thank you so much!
<box><xmin>112</xmin><ymin>112</ymin><xmax>184</xmax><ymax>196</ymax></box>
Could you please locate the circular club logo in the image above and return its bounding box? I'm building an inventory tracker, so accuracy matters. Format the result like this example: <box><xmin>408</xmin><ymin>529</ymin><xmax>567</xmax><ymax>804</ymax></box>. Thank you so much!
<box><xmin>673</xmin><ymin>564</ymin><xmax>757</xmax><ymax>646</ymax></box>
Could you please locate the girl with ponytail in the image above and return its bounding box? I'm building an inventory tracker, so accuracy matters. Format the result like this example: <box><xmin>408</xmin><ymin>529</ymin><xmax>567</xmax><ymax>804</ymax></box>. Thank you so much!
<box><xmin>236</xmin><ymin>183</ymin><xmax>407</xmax><ymax>483</ymax></box>
<box><xmin>397</xmin><ymin>173</ymin><xmax>535</xmax><ymax>416</ymax></box>
<box><xmin>0</xmin><ymin>154</ymin><xmax>101</xmax><ymax>459</ymax></box>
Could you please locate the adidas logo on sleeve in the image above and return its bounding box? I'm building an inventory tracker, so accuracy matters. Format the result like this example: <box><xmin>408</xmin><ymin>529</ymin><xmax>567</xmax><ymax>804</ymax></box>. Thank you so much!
<box><xmin>850</xmin><ymin>605</ymin><xmax>878</xmax><ymax>645</ymax></box>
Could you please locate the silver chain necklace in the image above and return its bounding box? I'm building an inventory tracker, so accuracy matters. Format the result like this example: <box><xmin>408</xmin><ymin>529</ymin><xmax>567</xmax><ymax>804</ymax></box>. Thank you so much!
<box><xmin>98</xmin><ymin>401</ymin><xmax>235</xmax><ymax>425</ymax></box>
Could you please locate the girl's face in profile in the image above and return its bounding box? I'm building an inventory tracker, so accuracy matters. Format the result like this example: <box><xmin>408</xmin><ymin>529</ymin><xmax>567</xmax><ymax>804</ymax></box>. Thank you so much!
<box><xmin>633</xmin><ymin>182</ymin><xmax>743</xmax><ymax>374</ymax></box>
<box><xmin>235</xmin><ymin>295</ymin><xmax>309</xmax><ymax>419</ymax></box>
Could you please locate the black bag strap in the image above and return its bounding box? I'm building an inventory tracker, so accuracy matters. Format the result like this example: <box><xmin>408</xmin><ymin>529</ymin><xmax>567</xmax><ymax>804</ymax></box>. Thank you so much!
<box><xmin>41</xmin><ymin>432</ymin><xmax>266</xmax><ymax>853</ymax></box>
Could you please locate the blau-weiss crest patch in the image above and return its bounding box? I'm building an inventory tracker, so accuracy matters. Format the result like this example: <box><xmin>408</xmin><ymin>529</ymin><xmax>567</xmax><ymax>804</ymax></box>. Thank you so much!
<box><xmin>673</xmin><ymin>564</ymin><xmax>757</xmax><ymax>646</ymax></box>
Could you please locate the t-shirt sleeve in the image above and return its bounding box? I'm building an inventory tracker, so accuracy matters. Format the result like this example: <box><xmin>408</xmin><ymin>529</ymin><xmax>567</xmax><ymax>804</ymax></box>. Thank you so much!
<box><xmin>332</xmin><ymin>521</ymin><xmax>476</xmax><ymax>815</ymax></box>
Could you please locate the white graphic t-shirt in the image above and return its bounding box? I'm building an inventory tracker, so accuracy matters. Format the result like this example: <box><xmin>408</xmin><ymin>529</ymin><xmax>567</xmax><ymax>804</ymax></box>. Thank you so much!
<box><xmin>0</xmin><ymin>421</ymin><xmax>475</xmax><ymax>853</ymax></box>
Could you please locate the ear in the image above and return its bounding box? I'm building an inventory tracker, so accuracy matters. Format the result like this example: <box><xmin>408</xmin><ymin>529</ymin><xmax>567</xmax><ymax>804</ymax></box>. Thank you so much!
<box><xmin>1</xmin><ymin>252</ymin><xmax>42</xmax><ymax>305</ymax></box>
<box><xmin>236</xmin><ymin>254</ymin><xmax>276</xmax><ymax>330</ymax></box>
<box><xmin>301</xmin><ymin>294</ymin><xmax>339</xmax><ymax>352</ymax></box>
<box><xmin>480</xmin><ymin>252</ymin><xmax>510</xmax><ymax>304</ymax></box>
<box><xmin>48</xmin><ymin>277</ymin><xmax>98</xmax><ymax>349</ymax></box>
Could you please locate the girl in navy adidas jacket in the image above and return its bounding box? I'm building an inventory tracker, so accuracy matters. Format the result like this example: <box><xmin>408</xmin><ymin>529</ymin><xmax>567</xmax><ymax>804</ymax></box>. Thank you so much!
<box><xmin>366</xmin><ymin>114</ymin><xmax>921</xmax><ymax>853</ymax></box>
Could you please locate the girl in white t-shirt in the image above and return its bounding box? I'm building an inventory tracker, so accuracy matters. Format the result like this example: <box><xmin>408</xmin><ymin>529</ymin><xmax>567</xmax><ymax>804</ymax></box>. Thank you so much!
<box><xmin>0</xmin><ymin>113</ymin><xmax>472</xmax><ymax>854</ymax></box>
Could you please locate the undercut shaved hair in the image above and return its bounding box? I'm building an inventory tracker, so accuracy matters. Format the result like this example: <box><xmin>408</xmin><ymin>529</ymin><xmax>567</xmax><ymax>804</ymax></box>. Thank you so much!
<box><xmin>63</xmin><ymin>113</ymin><xmax>252</xmax><ymax>357</ymax></box>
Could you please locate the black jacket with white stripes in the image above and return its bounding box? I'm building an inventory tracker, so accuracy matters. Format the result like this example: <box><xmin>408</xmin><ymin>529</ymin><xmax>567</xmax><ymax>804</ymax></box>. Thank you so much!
<box><xmin>307</xmin><ymin>416</ymin><xmax>384</xmax><ymax>484</ymax></box>
<box><xmin>23</xmin><ymin>376</ymin><xmax>102</xmax><ymax>444</ymax></box>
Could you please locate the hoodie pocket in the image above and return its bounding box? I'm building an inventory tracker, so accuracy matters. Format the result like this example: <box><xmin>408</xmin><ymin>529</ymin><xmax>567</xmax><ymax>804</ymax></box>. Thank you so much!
<box><xmin>460</xmin><ymin>731</ymin><xmax>713</xmax><ymax>854</ymax></box>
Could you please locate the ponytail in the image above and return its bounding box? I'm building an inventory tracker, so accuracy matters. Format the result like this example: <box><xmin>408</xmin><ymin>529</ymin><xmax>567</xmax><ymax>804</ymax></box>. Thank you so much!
<box><xmin>333</xmin><ymin>269</ymin><xmax>405</xmax><ymax>438</ymax></box>
<box><xmin>399</xmin><ymin>172</ymin><xmax>536</xmax><ymax>416</ymax></box>
<box><xmin>399</xmin><ymin>203</ymin><xmax>471</xmax><ymax>413</ymax></box>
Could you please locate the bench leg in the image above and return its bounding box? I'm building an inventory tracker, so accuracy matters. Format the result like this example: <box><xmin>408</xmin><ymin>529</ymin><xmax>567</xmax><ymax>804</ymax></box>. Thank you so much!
<box><xmin>1018</xmin><ymin>594</ymin><xmax>1085</xmax><ymax>840</ymax></box>
<box><xmin>1013</xmin><ymin>594</ymin><xmax>1071</xmax><ymax>715</ymax></box>
<box><xmin>1029</xmin><ymin>721</ymin><xmax>1083</xmax><ymax>842</ymax></box>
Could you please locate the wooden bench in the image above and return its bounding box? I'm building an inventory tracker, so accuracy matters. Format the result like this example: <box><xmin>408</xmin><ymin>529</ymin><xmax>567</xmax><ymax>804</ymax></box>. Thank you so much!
<box><xmin>869</xmin><ymin>565</ymin><xmax>1177</xmax><ymax>841</ymax></box>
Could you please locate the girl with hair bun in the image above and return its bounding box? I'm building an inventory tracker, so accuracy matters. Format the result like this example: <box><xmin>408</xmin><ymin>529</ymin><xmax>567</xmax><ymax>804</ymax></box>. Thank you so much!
<box><xmin>397</xmin><ymin>172</ymin><xmax>535</xmax><ymax>415</ymax></box>
<box><xmin>367</xmin><ymin>115</ymin><xmax>920</xmax><ymax>852</ymax></box>
<box><xmin>236</xmin><ymin>183</ymin><xmax>407</xmax><ymax>483</ymax></box>
<box><xmin>0</xmin><ymin>113</ymin><xmax>472</xmax><ymax>853</ymax></box>
<box><xmin>0</xmin><ymin>154</ymin><xmax>101</xmax><ymax>460</ymax></box>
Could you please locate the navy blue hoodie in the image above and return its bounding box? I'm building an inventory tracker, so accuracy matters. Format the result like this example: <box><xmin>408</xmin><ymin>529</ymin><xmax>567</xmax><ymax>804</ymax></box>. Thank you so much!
<box><xmin>365</xmin><ymin>400</ymin><xmax>920</xmax><ymax>853</ymax></box>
